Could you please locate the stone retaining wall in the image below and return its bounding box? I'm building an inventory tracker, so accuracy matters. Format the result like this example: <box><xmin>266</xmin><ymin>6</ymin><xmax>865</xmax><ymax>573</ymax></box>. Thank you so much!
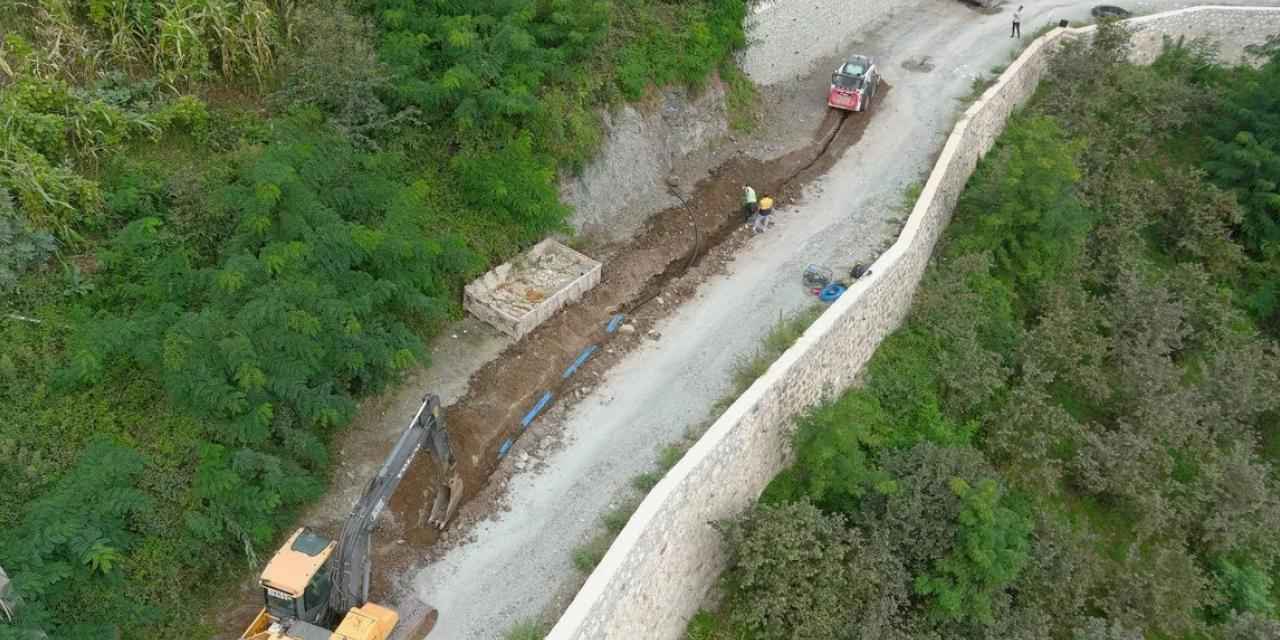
<box><xmin>1125</xmin><ymin>5</ymin><xmax>1280</xmax><ymax>64</ymax></box>
<box><xmin>546</xmin><ymin>7</ymin><xmax>1280</xmax><ymax>640</ymax></box>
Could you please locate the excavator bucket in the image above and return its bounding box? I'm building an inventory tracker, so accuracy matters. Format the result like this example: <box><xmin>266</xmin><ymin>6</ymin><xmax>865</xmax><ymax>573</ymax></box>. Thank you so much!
<box><xmin>427</xmin><ymin>472</ymin><xmax>463</xmax><ymax>530</ymax></box>
<box><xmin>420</xmin><ymin>405</ymin><xmax>463</xmax><ymax>530</ymax></box>
<box><xmin>391</xmin><ymin>601</ymin><xmax>440</xmax><ymax>638</ymax></box>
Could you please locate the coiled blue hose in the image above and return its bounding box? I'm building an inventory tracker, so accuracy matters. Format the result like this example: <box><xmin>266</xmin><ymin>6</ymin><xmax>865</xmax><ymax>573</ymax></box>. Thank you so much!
<box><xmin>819</xmin><ymin>283</ymin><xmax>846</xmax><ymax>303</ymax></box>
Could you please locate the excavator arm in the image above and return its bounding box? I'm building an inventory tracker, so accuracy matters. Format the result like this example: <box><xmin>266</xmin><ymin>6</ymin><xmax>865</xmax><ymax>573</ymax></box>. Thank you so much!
<box><xmin>328</xmin><ymin>394</ymin><xmax>463</xmax><ymax>618</ymax></box>
<box><xmin>240</xmin><ymin>393</ymin><xmax>461</xmax><ymax>640</ymax></box>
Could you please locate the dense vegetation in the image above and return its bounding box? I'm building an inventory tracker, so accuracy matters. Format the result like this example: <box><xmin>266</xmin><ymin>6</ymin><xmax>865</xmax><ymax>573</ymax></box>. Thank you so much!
<box><xmin>692</xmin><ymin>25</ymin><xmax>1280</xmax><ymax>640</ymax></box>
<box><xmin>0</xmin><ymin>1</ymin><xmax>748</xmax><ymax>637</ymax></box>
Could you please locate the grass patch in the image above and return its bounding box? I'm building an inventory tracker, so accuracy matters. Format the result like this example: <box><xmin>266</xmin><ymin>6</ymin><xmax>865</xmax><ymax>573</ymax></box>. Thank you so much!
<box><xmin>730</xmin><ymin>306</ymin><xmax>825</xmax><ymax>392</ymax></box>
<box><xmin>899</xmin><ymin>181</ymin><xmax>924</xmax><ymax>213</ymax></box>
<box><xmin>720</xmin><ymin>60</ymin><xmax>760</xmax><ymax>133</ymax></box>
<box><xmin>632</xmin><ymin>471</ymin><xmax>661</xmax><ymax>492</ymax></box>
<box><xmin>572</xmin><ymin>534</ymin><xmax>613</xmax><ymax>573</ymax></box>
<box><xmin>568</xmin><ymin>496</ymin><xmax>641</xmax><ymax>575</ymax></box>
<box><xmin>1030</xmin><ymin>22</ymin><xmax>1060</xmax><ymax>42</ymax></box>
<box><xmin>1058</xmin><ymin>492</ymin><xmax>1139</xmax><ymax>563</ymax></box>
<box><xmin>960</xmin><ymin>73</ymin><xmax>999</xmax><ymax>105</ymax></box>
<box><xmin>603</xmin><ymin>500</ymin><xmax>640</xmax><ymax>534</ymax></box>
<box><xmin>685</xmin><ymin>608</ymin><xmax>744</xmax><ymax>640</ymax></box>
<box><xmin>504</xmin><ymin>619</ymin><xmax>550</xmax><ymax>640</ymax></box>
<box><xmin>659</xmin><ymin>442</ymin><xmax>690</xmax><ymax>471</ymax></box>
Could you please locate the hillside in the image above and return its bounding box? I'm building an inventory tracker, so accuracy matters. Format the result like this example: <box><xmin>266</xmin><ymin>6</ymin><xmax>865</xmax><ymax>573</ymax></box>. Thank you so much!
<box><xmin>0</xmin><ymin>1</ymin><xmax>747</xmax><ymax>637</ymax></box>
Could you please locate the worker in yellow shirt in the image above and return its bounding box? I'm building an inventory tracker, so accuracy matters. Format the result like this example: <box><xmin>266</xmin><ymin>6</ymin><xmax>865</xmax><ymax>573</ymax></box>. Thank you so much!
<box><xmin>753</xmin><ymin>195</ymin><xmax>774</xmax><ymax>233</ymax></box>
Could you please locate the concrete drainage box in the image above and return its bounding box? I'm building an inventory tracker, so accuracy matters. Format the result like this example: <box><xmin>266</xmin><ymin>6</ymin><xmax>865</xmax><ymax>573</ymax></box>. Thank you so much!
<box><xmin>464</xmin><ymin>239</ymin><xmax>602</xmax><ymax>340</ymax></box>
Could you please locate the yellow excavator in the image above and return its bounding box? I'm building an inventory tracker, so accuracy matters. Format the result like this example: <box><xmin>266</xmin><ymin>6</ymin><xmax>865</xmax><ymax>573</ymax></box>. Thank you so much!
<box><xmin>240</xmin><ymin>394</ymin><xmax>463</xmax><ymax>640</ymax></box>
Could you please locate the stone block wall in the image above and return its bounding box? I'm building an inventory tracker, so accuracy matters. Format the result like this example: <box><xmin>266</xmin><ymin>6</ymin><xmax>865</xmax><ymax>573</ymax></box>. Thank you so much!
<box><xmin>547</xmin><ymin>7</ymin><xmax>1280</xmax><ymax>640</ymax></box>
<box><xmin>1124</xmin><ymin>6</ymin><xmax>1280</xmax><ymax>64</ymax></box>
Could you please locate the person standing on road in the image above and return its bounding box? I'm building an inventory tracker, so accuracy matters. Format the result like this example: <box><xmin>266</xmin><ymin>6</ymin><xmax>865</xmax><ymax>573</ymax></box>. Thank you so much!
<box><xmin>753</xmin><ymin>195</ymin><xmax>774</xmax><ymax>233</ymax></box>
<box><xmin>1011</xmin><ymin>5</ymin><xmax>1023</xmax><ymax>38</ymax></box>
<box><xmin>743</xmin><ymin>184</ymin><xmax>758</xmax><ymax>223</ymax></box>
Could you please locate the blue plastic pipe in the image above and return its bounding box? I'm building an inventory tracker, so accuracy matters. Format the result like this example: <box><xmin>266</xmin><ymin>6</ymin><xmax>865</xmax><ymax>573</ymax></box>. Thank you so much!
<box><xmin>521</xmin><ymin>391</ymin><xmax>553</xmax><ymax>429</ymax></box>
<box><xmin>562</xmin><ymin>345</ymin><xmax>598</xmax><ymax>380</ymax></box>
<box><xmin>606</xmin><ymin>314</ymin><xmax>625</xmax><ymax>333</ymax></box>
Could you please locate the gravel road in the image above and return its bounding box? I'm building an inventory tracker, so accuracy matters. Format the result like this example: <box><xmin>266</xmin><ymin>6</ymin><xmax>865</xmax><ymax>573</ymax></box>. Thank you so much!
<box><xmin>399</xmin><ymin>1</ymin><xmax>1280</xmax><ymax>638</ymax></box>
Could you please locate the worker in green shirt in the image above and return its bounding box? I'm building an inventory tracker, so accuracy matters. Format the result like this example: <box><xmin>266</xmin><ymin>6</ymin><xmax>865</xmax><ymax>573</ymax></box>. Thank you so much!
<box><xmin>743</xmin><ymin>184</ymin><xmax>758</xmax><ymax>223</ymax></box>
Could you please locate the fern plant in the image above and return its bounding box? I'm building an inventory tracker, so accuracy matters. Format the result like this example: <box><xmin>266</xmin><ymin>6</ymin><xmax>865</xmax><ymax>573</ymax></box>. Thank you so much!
<box><xmin>0</xmin><ymin>189</ymin><xmax>57</xmax><ymax>292</ymax></box>
<box><xmin>0</xmin><ymin>440</ymin><xmax>150</xmax><ymax>633</ymax></box>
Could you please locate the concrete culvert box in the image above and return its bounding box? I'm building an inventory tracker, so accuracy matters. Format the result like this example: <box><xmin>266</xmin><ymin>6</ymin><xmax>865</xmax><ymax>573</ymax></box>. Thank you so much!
<box><xmin>464</xmin><ymin>239</ymin><xmax>602</xmax><ymax>340</ymax></box>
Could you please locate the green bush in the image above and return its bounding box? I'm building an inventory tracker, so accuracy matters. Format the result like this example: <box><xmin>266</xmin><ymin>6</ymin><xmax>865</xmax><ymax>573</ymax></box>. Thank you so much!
<box><xmin>0</xmin><ymin>189</ymin><xmax>57</xmax><ymax>292</ymax></box>
<box><xmin>67</xmin><ymin>119</ymin><xmax>467</xmax><ymax>418</ymax></box>
<box><xmin>1200</xmin><ymin>43</ymin><xmax>1280</xmax><ymax>332</ymax></box>
<box><xmin>0</xmin><ymin>440</ymin><xmax>151</xmax><ymax>634</ymax></box>
<box><xmin>683</xmin><ymin>610</ymin><xmax>723</xmax><ymax>640</ymax></box>
<box><xmin>610</xmin><ymin>0</ymin><xmax>748</xmax><ymax>100</ymax></box>
<box><xmin>948</xmin><ymin>114</ymin><xmax>1089</xmax><ymax>307</ymax></box>
<box><xmin>368</xmin><ymin>0</ymin><xmax>608</xmax><ymax>134</ymax></box>
<box><xmin>761</xmin><ymin>392</ymin><xmax>893</xmax><ymax>515</ymax></box>
<box><xmin>51</xmin><ymin>117</ymin><xmax>486</xmax><ymax>565</ymax></box>
<box><xmin>913</xmin><ymin>476</ymin><xmax>1031</xmax><ymax>624</ymax></box>
<box><xmin>0</xmin><ymin>73</ymin><xmax>208</xmax><ymax>242</ymax></box>
<box><xmin>270</xmin><ymin>7</ymin><xmax>416</xmax><ymax>149</ymax></box>
<box><xmin>720</xmin><ymin>501</ymin><xmax>860</xmax><ymax>640</ymax></box>
<box><xmin>1212</xmin><ymin>557</ymin><xmax>1277</xmax><ymax>619</ymax></box>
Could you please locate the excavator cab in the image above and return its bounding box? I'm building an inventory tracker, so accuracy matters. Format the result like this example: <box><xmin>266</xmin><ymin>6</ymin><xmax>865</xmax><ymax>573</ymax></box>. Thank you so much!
<box><xmin>244</xmin><ymin>528</ymin><xmax>386</xmax><ymax>640</ymax></box>
<box><xmin>242</xmin><ymin>528</ymin><xmax>405</xmax><ymax>640</ymax></box>
<box><xmin>258</xmin><ymin>529</ymin><xmax>336</xmax><ymax>624</ymax></box>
